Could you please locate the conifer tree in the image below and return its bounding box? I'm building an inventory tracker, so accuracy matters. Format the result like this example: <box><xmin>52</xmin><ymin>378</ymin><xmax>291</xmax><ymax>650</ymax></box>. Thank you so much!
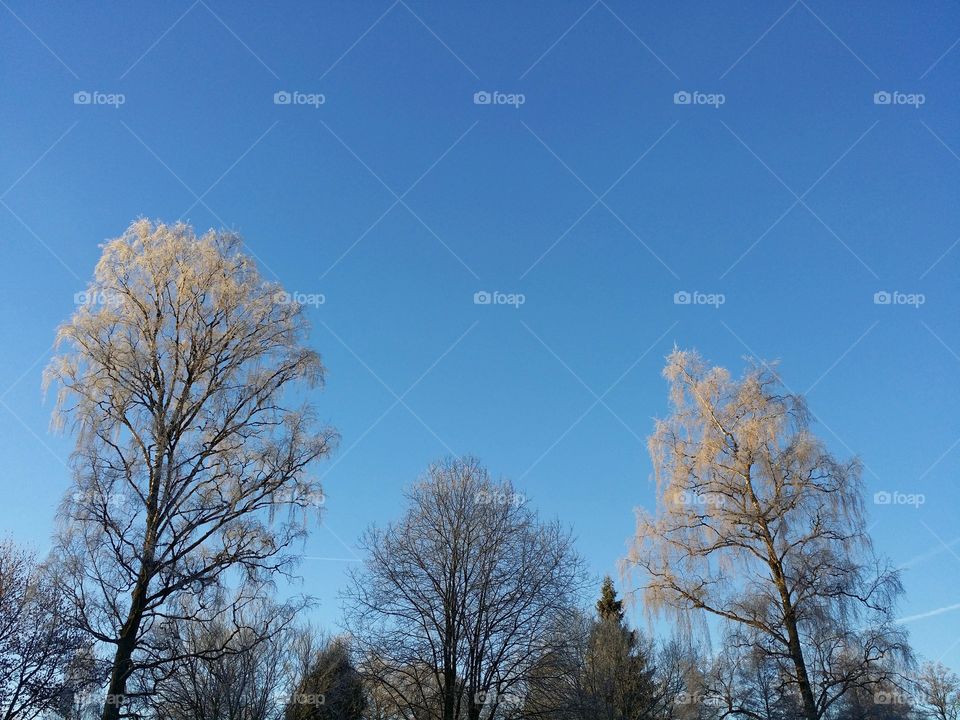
<box><xmin>596</xmin><ymin>576</ymin><xmax>625</xmax><ymax>623</ymax></box>
<box><xmin>581</xmin><ymin>577</ymin><xmax>657</xmax><ymax>720</ymax></box>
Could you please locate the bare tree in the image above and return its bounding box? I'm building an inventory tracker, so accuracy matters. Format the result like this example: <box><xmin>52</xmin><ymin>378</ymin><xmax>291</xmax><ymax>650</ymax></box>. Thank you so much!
<box><xmin>44</xmin><ymin>220</ymin><xmax>337</xmax><ymax>720</ymax></box>
<box><xmin>133</xmin><ymin>606</ymin><xmax>364</xmax><ymax>720</ymax></box>
<box><xmin>915</xmin><ymin>662</ymin><xmax>960</xmax><ymax>720</ymax></box>
<box><xmin>357</xmin><ymin>656</ymin><xmax>442</xmax><ymax>720</ymax></box>
<box><xmin>705</xmin><ymin>633</ymin><xmax>804</xmax><ymax>720</ymax></box>
<box><xmin>628</xmin><ymin>349</ymin><xmax>909</xmax><ymax>720</ymax></box>
<box><xmin>655</xmin><ymin>639</ymin><xmax>715</xmax><ymax>720</ymax></box>
<box><xmin>344</xmin><ymin>457</ymin><xmax>587</xmax><ymax>720</ymax></box>
<box><xmin>522</xmin><ymin>610</ymin><xmax>591</xmax><ymax>720</ymax></box>
<box><xmin>831</xmin><ymin>678</ymin><xmax>914</xmax><ymax>720</ymax></box>
<box><xmin>0</xmin><ymin>540</ymin><xmax>100</xmax><ymax>720</ymax></box>
<box><xmin>135</xmin><ymin>598</ymin><xmax>303</xmax><ymax>720</ymax></box>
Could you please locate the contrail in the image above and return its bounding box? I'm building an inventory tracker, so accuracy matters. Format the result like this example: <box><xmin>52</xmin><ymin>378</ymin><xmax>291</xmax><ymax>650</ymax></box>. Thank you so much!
<box><xmin>897</xmin><ymin>536</ymin><xmax>960</xmax><ymax>569</ymax></box>
<box><xmin>898</xmin><ymin>602</ymin><xmax>960</xmax><ymax>624</ymax></box>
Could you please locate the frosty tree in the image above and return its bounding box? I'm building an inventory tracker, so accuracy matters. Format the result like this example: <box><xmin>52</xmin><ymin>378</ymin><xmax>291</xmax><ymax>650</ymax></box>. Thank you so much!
<box><xmin>629</xmin><ymin>349</ymin><xmax>909</xmax><ymax>720</ymax></box>
<box><xmin>45</xmin><ymin>220</ymin><xmax>336</xmax><ymax>720</ymax></box>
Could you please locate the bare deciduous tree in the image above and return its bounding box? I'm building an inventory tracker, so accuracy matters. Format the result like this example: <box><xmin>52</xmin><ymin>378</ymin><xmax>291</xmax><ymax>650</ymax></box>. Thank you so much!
<box><xmin>0</xmin><ymin>540</ymin><xmax>100</xmax><ymax>720</ymax></box>
<box><xmin>522</xmin><ymin>609</ymin><xmax>591</xmax><ymax>720</ymax></box>
<box><xmin>45</xmin><ymin>220</ymin><xmax>336</xmax><ymax>720</ymax></box>
<box><xmin>628</xmin><ymin>349</ymin><xmax>909</xmax><ymax>720</ymax></box>
<box><xmin>655</xmin><ymin>638</ymin><xmax>713</xmax><ymax>720</ymax></box>
<box><xmin>139</xmin><ymin>599</ymin><xmax>299</xmax><ymax>720</ymax></box>
<box><xmin>916</xmin><ymin>662</ymin><xmax>960</xmax><ymax>720</ymax></box>
<box><xmin>705</xmin><ymin>633</ymin><xmax>804</xmax><ymax>720</ymax></box>
<box><xmin>344</xmin><ymin>457</ymin><xmax>587</xmax><ymax>720</ymax></box>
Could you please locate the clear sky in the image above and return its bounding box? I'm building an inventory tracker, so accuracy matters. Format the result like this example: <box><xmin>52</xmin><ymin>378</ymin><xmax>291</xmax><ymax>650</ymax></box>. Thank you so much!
<box><xmin>1</xmin><ymin>0</ymin><xmax>959</xmax><ymax>668</ymax></box>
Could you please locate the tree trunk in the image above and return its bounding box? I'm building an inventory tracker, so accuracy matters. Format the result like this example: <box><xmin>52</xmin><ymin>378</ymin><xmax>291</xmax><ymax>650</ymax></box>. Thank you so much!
<box><xmin>102</xmin><ymin>463</ymin><xmax>161</xmax><ymax>720</ymax></box>
<box><xmin>750</xmin><ymin>468</ymin><xmax>819</xmax><ymax>720</ymax></box>
<box><xmin>771</xmin><ymin>568</ymin><xmax>817</xmax><ymax>720</ymax></box>
<box><xmin>443</xmin><ymin>666</ymin><xmax>456</xmax><ymax>720</ymax></box>
<box><xmin>100</xmin><ymin>579</ymin><xmax>149</xmax><ymax>720</ymax></box>
<box><xmin>783</xmin><ymin>611</ymin><xmax>818</xmax><ymax>720</ymax></box>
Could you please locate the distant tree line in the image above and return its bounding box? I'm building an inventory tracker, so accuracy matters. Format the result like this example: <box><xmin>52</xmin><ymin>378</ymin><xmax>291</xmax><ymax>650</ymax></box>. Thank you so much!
<box><xmin>0</xmin><ymin>221</ymin><xmax>954</xmax><ymax>719</ymax></box>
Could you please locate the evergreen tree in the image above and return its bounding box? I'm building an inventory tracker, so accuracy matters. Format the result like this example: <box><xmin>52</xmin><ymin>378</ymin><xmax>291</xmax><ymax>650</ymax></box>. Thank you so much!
<box><xmin>285</xmin><ymin>638</ymin><xmax>365</xmax><ymax>720</ymax></box>
<box><xmin>580</xmin><ymin>578</ymin><xmax>657</xmax><ymax>720</ymax></box>
<box><xmin>596</xmin><ymin>576</ymin><xmax>625</xmax><ymax>623</ymax></box>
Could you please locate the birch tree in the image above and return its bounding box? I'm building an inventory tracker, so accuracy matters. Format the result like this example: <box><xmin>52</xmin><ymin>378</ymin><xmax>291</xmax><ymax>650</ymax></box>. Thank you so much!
<box><xmin>45</xmin><ymin>220</ymin><xmax>336</xmax><ymax>720</ymax></box>
<box><xmin>628</xmin><ymin>349</ymin><xmax>909</xmax><ymax>720</ymax></box>
<box><xmin>916</xmin><ymin>662</ymin><xmax>960</xmax><ymax>720</ymax></box>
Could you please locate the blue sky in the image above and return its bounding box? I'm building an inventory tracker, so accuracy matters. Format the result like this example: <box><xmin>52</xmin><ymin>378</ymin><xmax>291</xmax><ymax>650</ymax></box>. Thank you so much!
<box><xmin>1</xmin><ymin>0</ymin><xmax>959</xmax><ymax>667</ymax></box>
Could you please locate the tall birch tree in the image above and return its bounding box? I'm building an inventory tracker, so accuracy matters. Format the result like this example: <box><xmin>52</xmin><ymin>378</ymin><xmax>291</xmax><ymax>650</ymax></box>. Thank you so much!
<box><xmin>628</xmin><ymin>349</ymin><xmax>908</xmax><ymax>720</ymax></box>
<box><xmin>45</xmin><ymin>220</ymin><xmax>336</xmax><ymax>720</ymax></box>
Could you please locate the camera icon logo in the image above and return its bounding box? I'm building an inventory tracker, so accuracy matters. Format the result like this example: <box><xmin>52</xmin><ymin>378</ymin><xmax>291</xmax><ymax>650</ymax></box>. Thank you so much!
<box><xmin>873</xmin><ymin>491</ymin><xmax>892</xmax><ymax>505</ymax></box>
<box><xmin>473</xmin><ymin>91</ymin><xmax>492</xmax><ymax>105</ymax></box>
<box><xmin>274</xmin><ymin>91</ymin><xmax>292</xmax><ymax>105</ymax></box>
<box><xmin>873</xmin><ymin>91</ymin><xmax>892</xmax><ymax>105</ymax></box>
<box><xmin>673</xmin><ymin>290</ymin><xmax>691</xmax><ymax>305</ymax></box>
<box><xmin>473</xmin><ymin>291</ymin><xmax>492</xmax><ymax>305</ymax></box>
<box><xmin>873</xmin><ymin>291</ymin><xmax>891</xmax><ymax>305</ymax></box>
<box><xmin>673</xmin><ymin>91</ymin><xmax>692</xmax><ymax>105</ymax></box>
<box><xmin>74</xmin><ymin>91</ymin><xmax>92</xmax><ymax>105</ymax></box>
